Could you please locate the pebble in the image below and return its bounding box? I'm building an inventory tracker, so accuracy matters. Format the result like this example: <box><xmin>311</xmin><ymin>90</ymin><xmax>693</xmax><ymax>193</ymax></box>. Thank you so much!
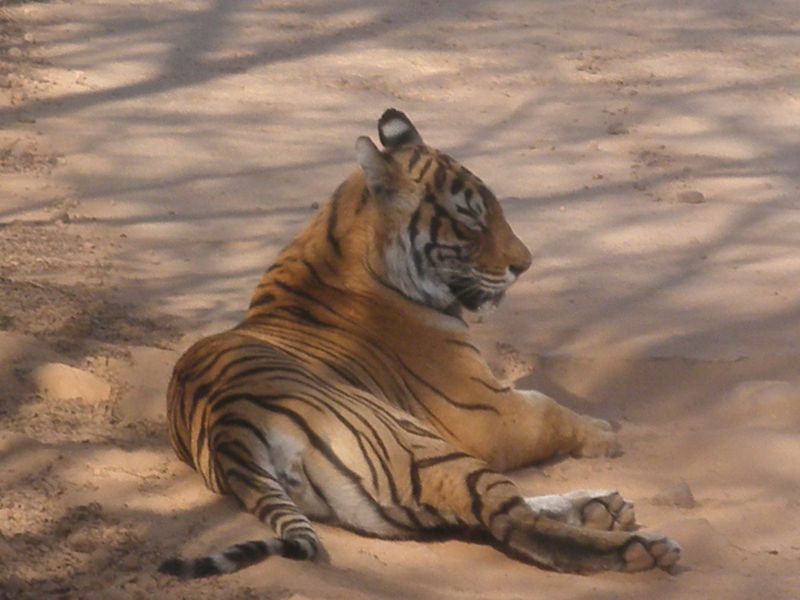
<box><xmin>677</xmin><ymin>190</ymin><xmax>705</xmax><ymax>204</ymax></box>
<box><xmin>651</xmin><ymin>479</ymin><xmax>696</xmax><ymax>508</ymax></box>
<box><xmin>8</xmin><ymin>47</ymin><xmax>22</xmax><ymax>58</ymax></box>
<box><xmin>607</xmin><ymin>121</ymin><xmax>629</xmax><ymax>135</ymax></box>
<box><xmin>118</xmin><ymin>553</ymin><xmax>141</xmax><ymax>571</ymax></box>
<box><xmin>67</xmin><ymin>529</ymin><xmax>97</xmax><ymax>554</ymax></box>
<box><xmin>31</xmin><ymin>362</ymin><xmax>111</xmax><ymax>404</ymax></box>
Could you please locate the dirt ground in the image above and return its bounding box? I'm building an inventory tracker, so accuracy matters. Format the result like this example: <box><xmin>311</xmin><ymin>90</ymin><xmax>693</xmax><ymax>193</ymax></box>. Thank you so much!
<box><xmin>1</xmin><ymin>1</ymin><xmax>799</xmax><ymax>598</ymax></box>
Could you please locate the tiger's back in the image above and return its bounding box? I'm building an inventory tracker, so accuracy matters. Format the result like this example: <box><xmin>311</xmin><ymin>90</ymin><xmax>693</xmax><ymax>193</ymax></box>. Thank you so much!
<box><xmin>161</xmin><ymin>110</ymin><xmax>681</xmax><ymax>579</ymax></box>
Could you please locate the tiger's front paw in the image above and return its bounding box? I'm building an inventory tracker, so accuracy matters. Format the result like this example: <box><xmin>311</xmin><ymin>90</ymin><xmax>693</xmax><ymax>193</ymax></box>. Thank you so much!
<box><xmin>572</xmin><ymin>417</ymin><xmax>621</xmax><ymax>458</ymax></box>
<box><xmin>622</xmin><ymin>534</ymin><xmax>682</xmax><ymax>572</ymax></box>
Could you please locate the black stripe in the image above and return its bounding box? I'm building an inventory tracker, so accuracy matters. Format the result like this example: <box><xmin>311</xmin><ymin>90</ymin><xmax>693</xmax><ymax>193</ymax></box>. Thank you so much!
<box><xmin>397</xmin><ymin>358</ymin><xmax>499</xmax><ymax>413</ymax></box>
<box><xmin>267</xmin><ymin>508</ymin><xmax>299</xmax><ymax>530</ymax></box>
<box><xmin>484</xmin><ymin>479</ymin><xmax>516</xmax><ymax>494</ymax></box>
<box><xmin>326</xmin><ymin>198</ymin><xmax>342</xmax><ymax>257</ymax></box>
<box><xmin>415</xmin><ymin>157</ymin><xmax>433</xmax><ymax>182</ymax></box>
<box><xmin>277</xmin><ymin>515</ymin><xmax>312</xmax><ymax>533</ymax></box>
<box><xmin>455</xmin><ymin>204</ymin><xmax>478</xmax><ymax>219</ymax></box>
<box><xmin>254</xmin><ymin>491</ymin><xmax>290</xmax><ymax>515</ymax></box>
<box><xmin>215</xmin><ymin>416</ymin><xmax>272</xmax><ymax>451</ymax></box>
<box><xmin>463</xmin><ymin>187</ymin><xmax>474</xmax><ymax>208</ymax></box>
<box><xmin>211</xmin><ymin>391</ymin><xmax>305</xmax><ymax>415</ymax></box>
<box><xmin>393</xmin><ymin>417</ymin><xmax>440</xmax><ymax>439</ymax></box>
<box><xmin>172</xmin><ymin>432</ymin><xmax>193</xmax><ymax>465</ymax></box>
<box><xmin>429</xmin><ymin>214</ymin><xmax>441</xmax><ymax>244</ymax></box>
<box><xmin>465</xmin><ymin>468</ymin><xmax>495</xmax><ymax>524</ymax></box>
<box><xmin>407</xmin><ymin>208</ymin><xmax>425</xmax><ymax>275</ymax></box>
<box><xmin>408</xmin><ymin>207</ymin><xmax>422</xmax><ymax>243</ymax></box>
<box><xmin>183</xmin><ymin>341</ymin><xmax>258</xmax><ymax>385</ymax></box>
<box><xmin>193</xmin><ymin>557</ymin><xmax>220</xmax><ymax>577</ymax></box>
<box><xmin>250</xmin><ymin>291</ymin><xmax>276</xmax><ymax>308</ymax></box>
<box><xmin>423</xmin><ymin>240</ymin><xmax>464</xmax><ymax>264</ymax></box>
<box><xmin>464</xmin><ymin>189</ymin><xmax>486</xmax><ymax>221</ymax></box>
<box><xmin>407</xmin><ymin>147</ymin><xmax>422</xmax><ymax>171</ymax></box>
<box><xmin>287</xmin><ymin>530</ymin><xmax>318</xmax><ymax>544</ymax></box>
<box><xmin>487</xmin><ymin>495</ymin><xmax>526</xmax><ymax>529</ymax></box>
<box><xmin>433</xmin><ymin>160</ymin><xmax>447</xmax><ymax>189</ymax></box>
<box><xmin>225</xmin><ymin>468</ymin><xmax>278</xmax><ymax>493</ymax></box>
<box><xmin>445</xmin><ymin>339</ymin><xmax>481</xmax><ymax>353</ymax></box>
<box><xmin>356</xmin><ymin>186</ymin><xmax>370</xmax><ymax>213</ymax></box>
<box><xmin>301</xmin><ymin>259</ymin><xmax>325</xmax><ymax>284</ymax></box>
<box><xmin>272</xmin><ymin>306</ymin><xmax>331</xmax><ymax>328</ymax></box>
<box><xmin>410</xmin><ymin>452</ymin><xmax>471</xmax><ymax>503</ymax></box>
<box><xmin>469</xmin><ymin>377</ymin><xmax>511</xmax><ymax>393</ymax></box>
<box><xmin>415</xmin><ymin>451</ymin><xmax>472</xmax><ymax>469</ymax></box>
<box><xmin>204</xmin><ymin>353</ymin><xmax>272</xmax><ymax>393</ymax></box>
<box><xmin>302</xmin><ymin>461</ymin><xmax>331</xmax><ymax>508</ymax></box>
<box><xmin>256</xmin><ymin>499</ymin><xmax>297</xmax><ymax>523</ymax></box>
<box><xmin>281</xmin><ymin>538</ymin><xmax>311</xmax><ymax>560</ymax></box>
<box><xmin>257</xmin><ymin>500</ymin><xmax>297</xmax><ymax>522</ymax></box>
<box><xmin>215</xmin><ymin>438</ymin><xmax>254</xmax><ymax>462</ymax></box>
<box><xmin>273</xmin><ymin>280</ymin><xmax>343</xmax><ymax>319</ymax></box>
<box><xmin>476</xmin><ymin>183</ymin><xmax>494</xmax><ymax>203</ymax></box>
<box><xmin>223</xmin><ymin>540</ymin><xmax>270</xmax><ymax>567</ymax></box>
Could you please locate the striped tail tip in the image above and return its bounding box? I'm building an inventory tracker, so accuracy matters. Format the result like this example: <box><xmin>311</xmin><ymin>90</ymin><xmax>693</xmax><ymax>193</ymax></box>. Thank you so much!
<box><xmin>158</xmin><ymin>538</ymin><xmax>320</xmax><ymax>579</ymax></box>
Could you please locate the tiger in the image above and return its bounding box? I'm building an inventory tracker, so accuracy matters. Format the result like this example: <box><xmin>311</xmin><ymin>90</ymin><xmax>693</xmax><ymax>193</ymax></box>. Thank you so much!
<box><xmin>159</xmin><ymin>109</ymin><xmax>681</xmax><ymax>579</ymax></box>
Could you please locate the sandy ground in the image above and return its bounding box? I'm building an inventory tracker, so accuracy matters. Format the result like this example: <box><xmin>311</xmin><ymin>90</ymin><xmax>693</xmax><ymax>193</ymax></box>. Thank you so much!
<box><xmin>2</xmin><ymin>1</ymin><xmax>800</xmax><ymax>598</ymax></box>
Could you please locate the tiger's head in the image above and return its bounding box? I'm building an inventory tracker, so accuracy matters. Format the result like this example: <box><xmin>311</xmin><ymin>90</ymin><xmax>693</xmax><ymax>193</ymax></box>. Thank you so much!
<box><xmin>356</xmin><ymin>109</ymin><xmax>532</xmax><ymax>314</ymax></box>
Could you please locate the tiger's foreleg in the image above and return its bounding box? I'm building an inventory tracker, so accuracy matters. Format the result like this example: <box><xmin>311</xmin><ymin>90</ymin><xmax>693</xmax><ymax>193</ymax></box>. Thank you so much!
<box><xmin>412</xmin><ymin>453</ymin><xmax>679</xmax><ymax>573</ymax></box>
<box><xmin>459</xmin><ymin>388</ymin><xmax>620</xmax><ymax>471</ymax></box>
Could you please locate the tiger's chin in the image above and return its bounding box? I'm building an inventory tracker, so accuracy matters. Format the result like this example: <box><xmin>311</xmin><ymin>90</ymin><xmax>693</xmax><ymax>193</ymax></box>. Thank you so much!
<box><xmin>448</xmin><ymin>283</ymin><xmax>507</xmax><ymax>313</ymax></box>
<box><xmin>467</xmin><ymin>292</ymin><xmax>506</xmax><ymax>313</ymax></box>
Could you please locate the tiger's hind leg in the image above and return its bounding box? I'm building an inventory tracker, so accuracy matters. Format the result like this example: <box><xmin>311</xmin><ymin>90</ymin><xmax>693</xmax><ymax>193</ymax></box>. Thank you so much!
<box><xmin>525</xmin><ymin>490</ymin><xmax>636</xmax><ymax>532</ymax></box>
<box><xmin>159</xmin><ymin>435</ymin><xmax>327</xmax><ymax>579</ymax></box>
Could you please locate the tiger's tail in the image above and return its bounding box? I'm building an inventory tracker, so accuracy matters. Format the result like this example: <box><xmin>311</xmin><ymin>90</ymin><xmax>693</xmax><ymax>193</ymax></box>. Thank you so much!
<box><xmin>159</xmin><ymin>432</ymin><xmax>329</xmax><ymax>579</ymax></box>
<box><xmin>158</xmin><ymin>535</ymin><xmax>327</xmax><ymax>579</ymax></box>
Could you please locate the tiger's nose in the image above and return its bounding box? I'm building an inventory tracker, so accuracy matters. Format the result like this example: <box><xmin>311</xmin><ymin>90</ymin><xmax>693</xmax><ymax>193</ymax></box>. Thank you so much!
<box><xmin>509</xmin><ymin>262</ymin><xmax>528</xmax><ymax>277</ymax></box>
<box><xmin>508</xmin><ymin>242</ymin><xmax>532</xmax><ymax>276</ymax></box>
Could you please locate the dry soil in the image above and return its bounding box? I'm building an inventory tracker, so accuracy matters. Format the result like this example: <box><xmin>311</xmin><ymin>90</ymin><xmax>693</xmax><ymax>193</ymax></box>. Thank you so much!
<box><xmin>1</xmin><ymin>1</ymin><xmax>799</xmax><ymax>599</ymax></box>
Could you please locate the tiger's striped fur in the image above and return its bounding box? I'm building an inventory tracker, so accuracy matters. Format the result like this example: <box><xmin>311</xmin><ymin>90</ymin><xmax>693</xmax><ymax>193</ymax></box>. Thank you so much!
<box><xmin>160</xmin><ymin>109</ymin><xmax>680</xmax><ymax>578</ymax></box>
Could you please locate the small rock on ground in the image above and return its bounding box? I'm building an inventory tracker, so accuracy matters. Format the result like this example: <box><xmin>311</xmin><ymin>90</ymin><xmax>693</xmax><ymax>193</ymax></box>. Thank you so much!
<box><xmin>677</xmin><ymin>190</ymin><xmax>705</xmax><ymax>204</ymax></box>
<box><xmin>30</xmin><ymin>363</ymin><xmax>111</xmax><ymax>404</ymax></box>
<box><xmin>607</xmin><ymin>121</ymin><xmax>629</xmax><ymax>135</ymax></box>
<box><xmin>651</xmin><ymin>479</ymin><xmax>697</xmax><ymax>508</ymax></box>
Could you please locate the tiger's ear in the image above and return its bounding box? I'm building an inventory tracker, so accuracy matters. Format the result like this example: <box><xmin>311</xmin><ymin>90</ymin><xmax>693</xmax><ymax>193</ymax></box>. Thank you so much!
<box><xmin>378</xmin><ymin>108</ymin><xmax>424</xmax><ymax>148</ymax></box>
<box><xmin>355</xmin><ymin>136</ymin><xmax>394</xmax><ymax>200</ymax></box>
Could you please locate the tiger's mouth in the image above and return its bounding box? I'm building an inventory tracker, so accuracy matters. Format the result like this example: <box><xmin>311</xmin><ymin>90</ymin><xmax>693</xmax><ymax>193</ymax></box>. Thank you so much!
<box><xmin>447</xmin><ymin>277</ymin><xmax>507</xmax><ymax>312</ymax></box>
